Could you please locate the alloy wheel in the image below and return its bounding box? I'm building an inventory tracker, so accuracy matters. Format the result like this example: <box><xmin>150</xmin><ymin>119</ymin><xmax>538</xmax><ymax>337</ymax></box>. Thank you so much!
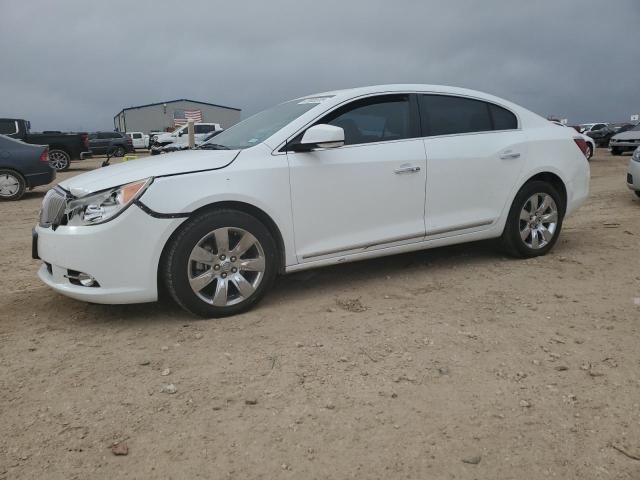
<box><xmin>187</xmin><ymin>227</ymin><xmax>266</xmax><ymax>306</ymax></box>
<box><xmin>49</xmin><ymin>151</ymin><xmax>69</xmax><ymax>170</ymax></box>
<box><xmin>519</xmin><ymin>193</ymin><xmax>558</xmax><ymax>249</ymax></box>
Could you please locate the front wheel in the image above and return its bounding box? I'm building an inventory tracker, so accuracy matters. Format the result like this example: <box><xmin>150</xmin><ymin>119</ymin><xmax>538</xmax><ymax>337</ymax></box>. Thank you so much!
<box><xmin>163</xmin><ymin>209</ymin><xmax>278</xmax><ymax>318</ymax></box>
<box><xmin>500</xmin><ymin>181</ymin><xmax>564</xmax><ymax>258</ymax></box>
<box><xmin>49</xmin><ymin>149</ymin><xmax>71</xmax><ymax>171</ymax></box>
<box><xmin>611</xmin><ymin>147</ymin><xmax>621</xmax><ymax>156</ymax></box>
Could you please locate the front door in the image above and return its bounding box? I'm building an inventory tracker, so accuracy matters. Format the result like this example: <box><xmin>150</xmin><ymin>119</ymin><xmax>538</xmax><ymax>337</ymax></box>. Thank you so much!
<box><xmin>286</xmin><ymin>94</ymin><xmax>427</xmax><ymax>261</ymax></box>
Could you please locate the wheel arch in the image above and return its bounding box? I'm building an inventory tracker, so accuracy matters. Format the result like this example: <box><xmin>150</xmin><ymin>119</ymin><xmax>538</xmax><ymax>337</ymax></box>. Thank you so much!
<box><xmin>48</xmin><ymin>145</ymin><xmax>71</xmax><ymax>155</ymax></box>
<box><xmin>522</xmin><ymin>171</ymin><xmax>568</xmax><ymax>213</ymax></box>
<box><xmin>157</xmin><ymin>200</ymin><xmax>287</xmax><ymax>296</ymax></box>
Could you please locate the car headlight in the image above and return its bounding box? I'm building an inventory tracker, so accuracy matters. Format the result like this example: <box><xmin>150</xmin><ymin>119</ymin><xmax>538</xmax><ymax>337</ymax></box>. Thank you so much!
<box><xmin>65</xmin><ymin>178</ymin><xmax>152</xmax><ymax>226</ymax></box>
<box><xmin>633</xmin><ymin>149</ymin><xmax>640</xmax><ymax>162</ymax></box>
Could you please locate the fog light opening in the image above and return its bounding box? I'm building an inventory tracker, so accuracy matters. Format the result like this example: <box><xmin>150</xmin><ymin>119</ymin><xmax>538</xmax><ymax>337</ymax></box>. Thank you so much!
<box><xmin>66</xmin><ymin>269</ymin><xmax>100</xmax><ymax>288</ymax></box>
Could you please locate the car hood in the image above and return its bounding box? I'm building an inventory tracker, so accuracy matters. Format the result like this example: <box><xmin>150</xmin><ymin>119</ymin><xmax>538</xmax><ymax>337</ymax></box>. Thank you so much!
<box><xmin>613</xmin><ymin>130</ymin><xmax>640</xmax><ymax>140</ymax></box>
<box><xmin>59</xmin><ymin>149</ymin><xmax>240</xmax><ymax>197</ymax></box>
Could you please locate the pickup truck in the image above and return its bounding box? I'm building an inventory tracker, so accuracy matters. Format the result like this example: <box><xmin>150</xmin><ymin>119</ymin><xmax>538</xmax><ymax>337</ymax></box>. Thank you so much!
<box><xmin>0</xmin><ymin>118</ymin><xmax>91</xmax><ymax>172</ymax></box>
<box><xmin>125</xmin><ymin>131</ymin><xmax>150</xmax><ymax>149</ymax></box>
<box><xmin>150</xmin><ymin>123</ymin><xmax>221</xmax><ymax>149</ymax></box>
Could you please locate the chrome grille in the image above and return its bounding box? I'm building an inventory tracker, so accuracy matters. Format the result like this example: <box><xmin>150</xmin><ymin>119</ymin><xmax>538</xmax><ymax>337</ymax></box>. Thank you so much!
<box><xmin>39</xmin><ymin>187</ymin><xmax>67</xmax><ymax>227</ymax></box>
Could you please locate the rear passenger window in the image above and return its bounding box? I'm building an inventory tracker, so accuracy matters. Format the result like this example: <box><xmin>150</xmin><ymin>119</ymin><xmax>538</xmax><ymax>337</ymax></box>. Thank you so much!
<box><xmin>490</xmin><ymin>104</ymin><xmax>518</xmax><ymax>130</ymax></box>
<box><xmin>419</xmin><ymin>95</ymin><xmax>517</xmax><ymax>136</ymax></box>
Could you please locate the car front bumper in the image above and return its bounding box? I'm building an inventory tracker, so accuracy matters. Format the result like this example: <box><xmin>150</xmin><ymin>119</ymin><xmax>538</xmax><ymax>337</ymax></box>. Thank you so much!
<box><xmin>627</xmin><ymin>158</ymin><xmax>640</xmax><ymax>192</ymax></box>
<box><xmin>610</xmin><ymin>141</ymin><xmax>640</xmax><ymax>150</ymax></box>
<box><xmin>35</xmin><ymin>203</ymin><xmax>186</xmax><ymax>304</ymax></box>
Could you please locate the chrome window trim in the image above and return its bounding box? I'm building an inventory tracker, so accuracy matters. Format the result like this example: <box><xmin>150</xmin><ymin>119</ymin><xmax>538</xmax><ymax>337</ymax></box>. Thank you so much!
<box><xmin>272</xmin><ymin>91</ymin><xmax>522</xmax><ymax>156</ymax></box>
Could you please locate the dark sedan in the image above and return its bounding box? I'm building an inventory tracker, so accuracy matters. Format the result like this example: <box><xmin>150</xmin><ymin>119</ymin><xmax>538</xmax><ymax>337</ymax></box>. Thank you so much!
<box><xmin>0</xmin><ymin>134</ymin><xmax>55</xmax><ymax>201</ymax></box>
<box><xmin>587</xmin><ymin>123</ymin><xmax>636</xmax><ymax>148</ymax></box>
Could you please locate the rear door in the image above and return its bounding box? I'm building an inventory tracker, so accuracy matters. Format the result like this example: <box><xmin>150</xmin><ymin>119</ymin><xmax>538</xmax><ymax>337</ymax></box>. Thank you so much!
<box><xmin>419</xmin><ymin>94</ymin><xmax>525</xmax><ymax>236</ymax></box>
<box><xmin>90</xmin><ymin>133</ymin><xmax>107</xmax><ymax>154</ymax></box>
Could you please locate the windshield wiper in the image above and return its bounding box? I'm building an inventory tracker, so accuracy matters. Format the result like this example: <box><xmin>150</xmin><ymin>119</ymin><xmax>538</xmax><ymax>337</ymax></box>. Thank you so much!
<box><xmin>197</xmin><ymin>143</ymin><xmax>230</xmax><ymax>150</ymax></box>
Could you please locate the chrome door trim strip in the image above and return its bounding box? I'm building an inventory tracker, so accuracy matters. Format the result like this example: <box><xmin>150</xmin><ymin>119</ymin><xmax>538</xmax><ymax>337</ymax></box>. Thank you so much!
<box><xmin>301</xmin><ymin>233</ymin><xmax>425</xmax><ymax>260</ymax></box>
<box><xmin>426</xmin><ymin>220</ymin><xmax>493</xmax><ymax>236</ymax></box>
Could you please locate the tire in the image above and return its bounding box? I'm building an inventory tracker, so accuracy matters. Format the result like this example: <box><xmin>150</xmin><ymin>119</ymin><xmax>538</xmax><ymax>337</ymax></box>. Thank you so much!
<box><xmin>500</xmin><ymin>181</ymin><xmax>564</xmax><ymax>258</ymax></box>
<box><xmin>163</xmin><ymin>209</ymin><xmax>278</xmax><ymax>318</ymax></box>
<box><xmin>113</xmin><ymin>146</ymin><xmax>126</xmax><ymax>157</ymax></box>
<box><xmin>611</xmin><ymin>147</ymin><xmax>621</xmax><ymax>156</ymax></box>
<box><xmin>0</xmin><ymin>169</ymin><xmax>27</xmax><ymax>201</ymax></box>
<box><xmin>635</xmin><ymin>191</ymin><xmax>640</xmax><ymax>199</ymax></box>
<box><xmin>585</xmin><ymin>144</ymin><xmax>593</xmax><ymax>160</ymax></box>
<box><xmin>48</xmin><ymin>149</ymin><xmax>71</xmax><ymax>171</ymax></box>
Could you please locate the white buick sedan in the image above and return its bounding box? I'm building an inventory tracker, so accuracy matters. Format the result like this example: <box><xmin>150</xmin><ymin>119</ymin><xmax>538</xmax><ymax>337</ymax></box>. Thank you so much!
<box><xmin>34</xmin><ymin>85</ymin><xmax>590</xmax><ymax>317</ymax></box>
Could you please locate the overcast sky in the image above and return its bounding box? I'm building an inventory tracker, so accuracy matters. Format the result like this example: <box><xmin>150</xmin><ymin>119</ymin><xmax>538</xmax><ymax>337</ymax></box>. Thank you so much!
<box><xmin>1</xmin><ymin>0</ymin><xmax>638</xmax><ymax>131</ymax></box>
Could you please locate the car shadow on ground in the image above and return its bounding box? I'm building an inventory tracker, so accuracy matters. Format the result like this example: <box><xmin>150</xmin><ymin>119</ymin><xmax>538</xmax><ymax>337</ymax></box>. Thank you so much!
<box><xmin>71</xmin><ymin>240</ymin><xmax>504</xmax><ymax>324</ymax></box>
<box><xmin>268</xmin><ymin>240</ymin><xmax>502</xmax><ymax>303</ymax></box>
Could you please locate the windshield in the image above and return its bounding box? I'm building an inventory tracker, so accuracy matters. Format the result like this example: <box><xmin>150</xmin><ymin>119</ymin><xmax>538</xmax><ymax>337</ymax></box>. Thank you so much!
<box><xmin>201</xmin><ymin>96</ymin><xmax>333</xmax><ymax>150</ymax></box>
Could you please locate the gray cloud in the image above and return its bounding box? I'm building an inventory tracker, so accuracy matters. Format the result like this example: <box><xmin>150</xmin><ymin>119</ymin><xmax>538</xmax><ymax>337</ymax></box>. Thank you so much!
<box><xmin>1</xmin><ymin>0</ymin><xmax>638</xmax><ymax>131</ymax></box>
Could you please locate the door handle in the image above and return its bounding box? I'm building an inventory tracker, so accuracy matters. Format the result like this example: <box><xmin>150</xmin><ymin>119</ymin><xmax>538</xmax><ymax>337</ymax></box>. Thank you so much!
<box><xmin>394</xmin><ymin>165</ymin><xmax>421</xmax><ymax>174</ymax></box>
<box><xmin>500</xmin><ymin>150</ymin><xmax>521</xmax><ymax>160</ymax></box>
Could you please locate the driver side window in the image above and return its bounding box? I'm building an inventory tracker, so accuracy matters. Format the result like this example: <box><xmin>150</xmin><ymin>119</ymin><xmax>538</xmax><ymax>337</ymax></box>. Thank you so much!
<box><xmin>318</xmin><ymin>94</ymin><xmax>412</xmax><ymax>146</ymax></box>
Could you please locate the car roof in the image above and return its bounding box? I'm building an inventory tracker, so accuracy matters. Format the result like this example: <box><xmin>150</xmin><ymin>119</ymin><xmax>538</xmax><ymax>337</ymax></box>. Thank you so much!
<box><xmin>298</xmin><ymin>83</ymin><xmax>510</xmax><ymax>102</ymax></box>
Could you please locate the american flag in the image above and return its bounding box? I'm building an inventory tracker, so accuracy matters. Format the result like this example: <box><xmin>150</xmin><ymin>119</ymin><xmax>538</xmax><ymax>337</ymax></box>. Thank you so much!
<box><xmin>174</xmin><ymin>109</ymin><xmax>203</xmax><ymax>126</ymax></box>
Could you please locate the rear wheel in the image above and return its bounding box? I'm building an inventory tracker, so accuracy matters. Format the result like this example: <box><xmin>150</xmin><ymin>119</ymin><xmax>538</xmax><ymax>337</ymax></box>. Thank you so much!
<box><xmin>112</xmin><ymin>146</ymin><xmax>126</xmax><ymax>157</ymax></box>
<box><xmin>163</xmin><ymin>209</ymin><xmax>278</xmax><ymax>318</ymax></box>
<box><xmin>49</xmin><ymin>149</ymin><xmax>71</xmax><ymax>171</ymax></box>
<box><xmin>0</xmin><ymin>169</ymin><xmax>26</xmax><ymax>201</ymax></box>
<box><xmin>585</xmin><ymin>144</ymin><xmax>593</xmax><ymax>160</ymax></box>
<box><xmin>611</xmin><ymin>147</ymin><xmax>622</xmax><ymax>156</ymax></box>
<box><xmin>500</xmin><ymin>181</ymin><xmax>564</xmax><ymax>258</ymax></box>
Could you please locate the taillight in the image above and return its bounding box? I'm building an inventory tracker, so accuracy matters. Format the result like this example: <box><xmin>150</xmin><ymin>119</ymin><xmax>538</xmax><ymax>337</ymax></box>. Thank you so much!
<box><xmin>574</xmin><ymin>138</ymin><xmax>588</xmax><ymax>157</ymax></box>
<box><xmin>81</xmin><ymin>134</ymin><xmax>89</xmax><ymax>148</ymax></box>
<box><xmin>39</xmin><ymin>148</ymin><xmax>49</xmax><ymax>163</ymax></box>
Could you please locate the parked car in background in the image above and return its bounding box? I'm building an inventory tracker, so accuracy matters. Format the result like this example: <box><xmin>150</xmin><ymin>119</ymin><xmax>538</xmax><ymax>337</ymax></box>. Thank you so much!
<box><xmin>88</xmin><ymin>131</ymin><xmax>135</xmax><ymax>157</ymax></box>
<box><xmin>627</xmin><ymin>147</ymin><xmax>640</xmax><ymax>198</ymax></box>
<box><xmin>609</xmin><ymin>123</ymin><xmax>640</xmax><ymax>155</ymax></box>
<box><xmin>150</xmin><ymin>130</ymin><xmax>223</xmax><ymax>155</ymax></box>
<box><xmin>0</xmin><ymin>118</ymin><xmax>90</xmax><ymax>172</ymax></box>
<box><xmin>586</xmin><ymin>124</ymin><xmax>615</xmax><ymax>147</ymax></box>
<box><xmin>579</xmin><ymin>123</ymin><xmax>608</xmax><ymax>134</ymax></box>
<box><xmin>611</xmin><ymin>122</ymin><xmax>636</xmax><ymax>134</ymax></box>
<box><xmin>552</xmin><ymin>121</ymin><xmax>594</xmax><ymax>159</ymax></box>
<box><xmin>586</xmin><ymin>123</ymin><xmax>636</xmax><ymax>148</ymax></box>
<box><xmin>34</xmin><ymin>84</ymin><xmax>590</xmax><ymax>318</ymax></box>
<box><xmin>0</xmin><ymin>134</ymin><xmax>54</xmax><ymax>201</ymax></box>
<box><xmin>151</xmin><ymin>123</ymin><xmax>221</xmax><ymax>149</ymax></box>
<box><xmin>126</xmin><ymin>132</ymin><xmax>149</xmax><ymax>149</ymax></box>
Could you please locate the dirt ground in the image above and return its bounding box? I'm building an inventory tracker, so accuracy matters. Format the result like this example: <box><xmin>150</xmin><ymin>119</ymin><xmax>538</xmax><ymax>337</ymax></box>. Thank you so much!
<box><xmin>1</xmin><ymin>150</ymin><xmax>639</xmax><ymax>479</ymax></box>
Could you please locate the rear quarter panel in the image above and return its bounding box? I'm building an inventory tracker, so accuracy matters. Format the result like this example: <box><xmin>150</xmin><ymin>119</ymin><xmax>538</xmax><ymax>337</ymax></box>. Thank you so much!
<box><xmin>501</xmin><ymin>123</ymin><xmax>590</xmax><ymax>225</ymax></box>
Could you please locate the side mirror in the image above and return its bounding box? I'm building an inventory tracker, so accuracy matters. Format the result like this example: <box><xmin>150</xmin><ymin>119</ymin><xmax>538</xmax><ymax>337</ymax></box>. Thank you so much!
<box><xmin>290</xmin><ymin>124</ymin><xmax>344</xmax><ymax>152</ymax></box>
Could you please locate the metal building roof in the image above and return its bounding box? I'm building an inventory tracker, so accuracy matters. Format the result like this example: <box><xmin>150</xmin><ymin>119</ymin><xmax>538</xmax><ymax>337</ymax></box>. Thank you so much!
<box><xmin>114</xmin><ymin>98</ymin><xmax>241</xmax><ymax>119</ymax></box>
